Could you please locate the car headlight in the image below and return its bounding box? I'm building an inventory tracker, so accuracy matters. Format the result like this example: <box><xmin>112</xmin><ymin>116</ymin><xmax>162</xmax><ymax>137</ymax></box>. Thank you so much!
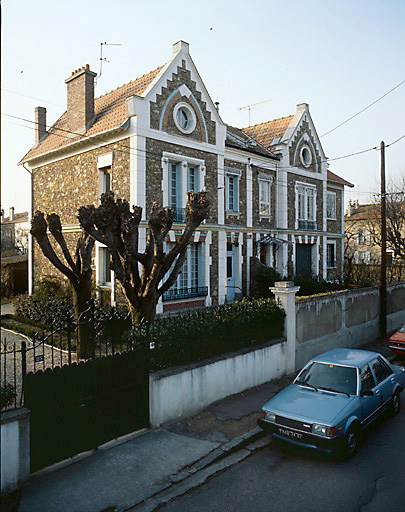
<box><xmin>264</xmin><ymin>411</ymin><xmax>276</xmax><ymax>423</ymax></box>
<box><xmin>312</xmin><ymin>424</ymin><xmax>336</xmax><ymax>438</ymax></box>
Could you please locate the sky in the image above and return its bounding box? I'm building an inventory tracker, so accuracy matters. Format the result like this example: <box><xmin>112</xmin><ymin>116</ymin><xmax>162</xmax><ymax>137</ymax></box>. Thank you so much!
<box><xmin>1</xmin><ymin>0</ymin><xmax>405</xmax><ymax>216</ymax></box>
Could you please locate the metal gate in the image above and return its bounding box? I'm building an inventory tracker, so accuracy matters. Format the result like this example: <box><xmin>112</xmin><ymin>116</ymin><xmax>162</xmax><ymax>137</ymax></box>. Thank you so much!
<box><xmin>24</xmin><ymin>348</ymin><xmax>149</xmax><ymax>473</ymax></box>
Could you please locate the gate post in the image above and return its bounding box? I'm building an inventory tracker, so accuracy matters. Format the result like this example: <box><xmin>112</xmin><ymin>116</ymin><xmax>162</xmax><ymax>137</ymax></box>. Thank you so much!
<box><xmin>270</xmin><ymin>281</ymin><xmax>300</xmax><ymax>374</ymax></box>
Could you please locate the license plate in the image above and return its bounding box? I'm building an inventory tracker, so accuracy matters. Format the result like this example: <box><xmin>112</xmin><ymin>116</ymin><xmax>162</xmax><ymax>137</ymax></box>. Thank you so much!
<box><xmin>278</xmin><ymin>427</ymin><xmax>303</xmax><ymax>440</ymax></box>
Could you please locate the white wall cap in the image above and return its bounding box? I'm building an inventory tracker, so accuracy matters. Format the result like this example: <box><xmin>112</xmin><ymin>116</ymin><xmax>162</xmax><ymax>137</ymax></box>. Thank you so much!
<box><xmin>296</xmin><ymin>103</ymin><xmax>309</xmax><ymax>112</ymax></box>
<box><xmin>173</xmin><ymin>40</ymin><xmax>190</xmax><ymax>54</ymax></box>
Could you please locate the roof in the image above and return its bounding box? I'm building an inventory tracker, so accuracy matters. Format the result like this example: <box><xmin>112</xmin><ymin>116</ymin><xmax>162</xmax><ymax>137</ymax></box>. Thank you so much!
<box><xmin>242</xmin><ymin>115</ymin><xmax>294</xmax><ymax>150</ymax></box>
<box><xmin>344</xmin><ymin>203</ymin><xmax>379</xmax><ymax>221</ymax></box>
<box><xmin>1</xmin><ymin>211</ymin><xmax>29</xmax><ymax>224</ymax></box>
<box><xmin>226</xmin><ymin>125</ymin><xmax>279</xmax><ymax>159</ymax></box>
<box><xmin>327</xmin><ymin>170</ymin><xmax>354</xmax><ymax>188</ymax></box>
<box><xmin>313</xmin><ymin>348</ymin><xmax>377</xmax><ymax>367</ymax></box>
<box><xmin>20</xmin><ymin>66</ymin><xmax>164</xmax><ymax>163</ymax></box>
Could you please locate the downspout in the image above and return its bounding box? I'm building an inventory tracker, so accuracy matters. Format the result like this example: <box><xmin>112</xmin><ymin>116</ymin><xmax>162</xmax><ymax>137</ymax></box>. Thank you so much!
<box><xmin>22</xmin><ymin>163</ymin><xmax>34</xmax><ymax>295</ymax></box>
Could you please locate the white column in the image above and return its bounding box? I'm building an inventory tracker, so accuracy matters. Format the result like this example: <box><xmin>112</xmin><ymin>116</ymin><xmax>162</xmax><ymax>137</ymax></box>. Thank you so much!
<box><xmin>217</xmin><ymin>155</ymin><xmax>225</xmax><ymax>225</ymax></box>
<box><xmin>246</xmin><ymin>161</ymin><xmax>253</xmax><ymax>227</ymax></box>
<box><xmin>130</xmin><ymin>132</ymin><xmax>146</xmax><ymax>219</ymax></box>
<box><xmin>205</xmin><ymin>230</ymin><xmax>212</xmax><ymax>306</ymax></box>
<box><xmin>270</xmin><ymin>281</ymin><xmax>300</xmax><ymax>374</ymax></box>
<box><xmin>246</xmin><ymin>235</ymin><xmax>253</xmax><ymax>297</ymax></box>
<box><xmin>218</xmin><ymin>230</ymin><xmax>227</xmax><ymax>304</ymax></box>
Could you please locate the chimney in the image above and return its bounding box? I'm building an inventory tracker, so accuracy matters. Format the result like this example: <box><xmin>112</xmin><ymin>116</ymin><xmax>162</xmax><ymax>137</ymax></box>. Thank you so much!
<box><xmin>9</xmin><ymin>207</ymin><xmax>15</xmax><ymax>221</ymax></box>
<box><xmin>214</xmin><ymin>102</ymin><xmax>220</xmax><ymax>113</ymax></box>
<box><xmin>347</xmin><ymin>200</ymin><xmax>353</xmax><ymax>217</ymax></box>
<box><xmin>354</xmin><ymin>200</ymin><xmax>359</xmax><ymax>209</ymax></box>
<box><xmin>65</xmin><ymin>64</ymin><xmax>97</xmax><ymax>135</ymax></box>
<box><xmin>35</xmin><ymin>106</ymin><xmax>47</xmax><ymax>145</ymax></box>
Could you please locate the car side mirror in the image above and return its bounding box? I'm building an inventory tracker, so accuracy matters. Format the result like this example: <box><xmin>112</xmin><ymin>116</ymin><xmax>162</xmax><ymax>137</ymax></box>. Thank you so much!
<box><xmin>361</xmin><ymin>389</ymin><xmax>374</xmax><ymax>397</ymax></box>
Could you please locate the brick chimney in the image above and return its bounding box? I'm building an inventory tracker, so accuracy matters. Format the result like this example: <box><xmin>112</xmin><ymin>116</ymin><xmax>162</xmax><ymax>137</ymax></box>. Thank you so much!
<box><xmin>65</xmin><ymin>64</ymin><xmax>97</xmax><ymax>135</ymax></box>
<box><xmin>35</xmin><ymin>106</ymin><xmax>47</xmax><ymax>145</ymax></box>
<box><xmin>9</xmin><ymin>207</ymin><xmax>15</xmax><ymax>221</ymax></box>
<box><xmin>347</xmin><ymin>200</ymin><xmax>353</xmax><ymax>217</ymax></box>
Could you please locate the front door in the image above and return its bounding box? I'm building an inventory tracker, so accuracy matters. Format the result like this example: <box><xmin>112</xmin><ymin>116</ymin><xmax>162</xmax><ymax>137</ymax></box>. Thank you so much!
<box><xmin>226</xmin><ymin>244</ymin><xmax>235</xmax><ymax>302</ymax></box>
<box><xmin>296</xmin><ymin>244</ymin><xmax>312</xmax><ymax>278</ymax></box>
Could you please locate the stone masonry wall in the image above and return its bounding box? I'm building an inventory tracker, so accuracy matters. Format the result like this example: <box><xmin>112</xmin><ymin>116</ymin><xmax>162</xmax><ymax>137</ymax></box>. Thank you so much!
<box><xmin>287</xmin><ymin>173</ymin><xmax>323</xmax><ymax>230</ymax></box>
<box><xmin>224</xmin><ymin>159</ymin><xmax>246</xmax><ymax>227</ymax></box>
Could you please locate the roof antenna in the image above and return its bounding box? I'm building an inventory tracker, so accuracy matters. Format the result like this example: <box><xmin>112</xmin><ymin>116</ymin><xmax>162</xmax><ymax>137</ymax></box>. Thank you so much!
<box><xmin>95</xmin><ymin>42</ymin><xmax>121</xmax><ymax>86</ymax></box>
<box><xmin>239</xmin><ymin>99</ymin><xmax>272</xmax><ymax>126</ymax></box>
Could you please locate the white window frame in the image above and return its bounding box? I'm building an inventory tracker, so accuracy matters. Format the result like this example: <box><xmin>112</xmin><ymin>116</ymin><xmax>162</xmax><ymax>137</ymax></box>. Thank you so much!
<box><xmin>173</xmin><ymin>102</ymin><xmax>197</xmax><ymax>134</ymax></box>
<box><xmin>295</xmin><ymin>182</ymin><xmax>317</xmax><ymax>226</ymax></box>
<box><xmin>326</xmin><ymin>191</ymin><xmax>337</xmax><ymax>220</ymax></box>
<box><xmin>225</xmin><ymin>168</ymin><xmax>241</xmax><ymax>213</ymax></box>
<box><xmin>258</xmin><ymin>174</ymin><xmax>273</xmax><ymax>217</ymax></box>
<box><xmin>326</xmin><ymin>240</ymin><xmax>336</xmax><ymax>269</ymax></box>
<box><xmin>162</xmin><ymin>153</ymin><xmax>205</xmax><ymax>210</ymax></box>
<box><xmin>97</xmin><ymin>153</ymin><xmax>113</xmax><ymax>199</ymax></box>
<box><xmin>166</xmin><ymin>242</ymin><xmax>205</xmax><ymax>293</ymax></box>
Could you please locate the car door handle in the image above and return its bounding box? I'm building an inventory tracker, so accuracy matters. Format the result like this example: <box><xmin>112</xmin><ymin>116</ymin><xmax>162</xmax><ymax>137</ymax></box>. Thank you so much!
<box><xmin>375</xmin><ymin>390</ymin><xmax>380</xmax><ymax>394</ymax></box>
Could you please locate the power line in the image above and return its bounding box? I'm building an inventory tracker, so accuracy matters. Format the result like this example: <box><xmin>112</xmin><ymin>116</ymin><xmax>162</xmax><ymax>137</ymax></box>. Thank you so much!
<box><xmin>1</xmin><ymin>89</ymin><xmax>65</xmax><ymax>108</ymax></box>
<box><xmin>320</xmin><ymin>79</ymin><xmax>405</xmax><ymax>138</ymax></box>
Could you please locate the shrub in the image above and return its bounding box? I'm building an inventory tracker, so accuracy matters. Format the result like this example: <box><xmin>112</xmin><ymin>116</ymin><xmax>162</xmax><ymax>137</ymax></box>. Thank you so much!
<box><xmin>129</xmin><ymin>298</ymin><xmax>285</xmax><ymax>370</ymax></box>
<box><xmin>253</xmin><ymin>264</ymin><xmax>283</xmax><ymax>298</ymax></box>
<box><xmin>294</xmin><ymin>277</ymin><xmax>346</xmax><ymax>297</ymax></box>
<box><xmin>1</xmin><ymin>383</ymin><xmax>16</xmax><ymax>409</ymax></box>
<box><xmin>14</xmin><ymin>276</ymin><xmax>73</xmax><ymax>327</ymax></box>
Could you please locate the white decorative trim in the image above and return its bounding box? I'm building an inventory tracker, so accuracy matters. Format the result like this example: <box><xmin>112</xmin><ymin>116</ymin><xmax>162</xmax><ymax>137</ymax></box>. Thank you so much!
<box><xmin>97</xmin><ymin>153</ymin><xmax>113</xmax><ymax>169</ymax></box>
<box><xmin>224</xmin><ymin>167</ymin><xmax>242</xmax><ymax>176</ymax></box>
<box><xmin>246</xmin><ymin>162</ymin><xmax>253</xmax><ymax>228</ymax></box>
<box><xmin>173</xmin><ymin>102</ymin><xmax>197</xmax><ymax>134</ymax></box>
<box><xmin>257</xmin><ymin>172</ymin><xmax>274</xmax><ymax>182</ymax></box>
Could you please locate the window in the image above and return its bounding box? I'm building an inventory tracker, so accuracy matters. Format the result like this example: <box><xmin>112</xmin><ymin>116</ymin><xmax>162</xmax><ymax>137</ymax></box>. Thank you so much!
<box><xmin>358</xmin><ymin>230</ymin><xmax>364</xmax><ymax>244</ymax></box>
<box><xmin>164</xmin><ymin>243</ymin><xmax>206</xmax><ymax>301</ymax></box>
<box><xmin>168</xmin><ymin>161</ymin><xmax>201</xmax><ymax>220</ymax></box>
<box><xmin>101</xmin><ymin>247</ymin><xmax>111</xmax><ymax>285</ymax></box>
<box><xmin>361</xmin><ymin>366</ymin><xmax>376</xmax><ymax>392</ymax></box>
<box><xmin>173</xmin><ymin>102</ymin><xmax>196</xmax><ymax>134</ymax></box>
<box><xmin>371</xmin><ymin>359</ymin><xmax>389</xmax><ymax>384</ymax></box>
<box><xmin>326</xmin><ymin>192</ymin><xmax>336</xmax><ymax>220</ymax></box>
<box><xmin>297</xmin><ymin>184</ymin><xmax>316</xmax><ymax>229</ymax></box>
<box><xmin>327</xmin><ymin>242</ymin><xmax>336</xmax><ymax>268</ymax></box>
<box><xmin>226</xmin><ymin>174</ymin><xmax>239</xmax><ymax>212</ymax></box>
<box><xmin>259</xmin><ymin>180</ymin><xmax>271</xmax><ymax>215</ymax></box>
<box><xmin>300</xmin><ymin>145</ymin><xmax>312</xmax><ymax>167</ymax></box>
<box><xmin>97</xmin><ymin>153</ymin><xmax>113</xmax><ymax>198</ymax></box>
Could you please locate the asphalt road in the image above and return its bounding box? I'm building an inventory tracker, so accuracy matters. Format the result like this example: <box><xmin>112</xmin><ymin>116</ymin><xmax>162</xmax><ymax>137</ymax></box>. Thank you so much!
<box><xmin>161</xmin><ymin>378</ymin><xmax>405</xmax><ymax>512</ymax></box>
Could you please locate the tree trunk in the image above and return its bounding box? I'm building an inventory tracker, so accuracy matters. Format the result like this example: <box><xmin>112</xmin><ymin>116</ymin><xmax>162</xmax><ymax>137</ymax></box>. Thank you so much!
<box><xmin>72</xmin><ymin>279</ymin><xmax>93</xmax><ymax>359</ymax></box>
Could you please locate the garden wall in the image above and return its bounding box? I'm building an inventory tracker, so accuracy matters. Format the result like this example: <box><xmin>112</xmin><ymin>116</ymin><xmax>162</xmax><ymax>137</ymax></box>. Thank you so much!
<box><xmin>295</xmin><ymin>281</ymin><xmax>405</xmax><ymax>369</ymax></box>
<box><xmin>149</xmin><ymin>338</ymin><xmax>287</xmax><ymax>427</ymax></box>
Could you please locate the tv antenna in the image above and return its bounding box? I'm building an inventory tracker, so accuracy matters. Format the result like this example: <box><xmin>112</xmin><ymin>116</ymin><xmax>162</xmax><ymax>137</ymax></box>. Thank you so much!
<box><xmin>239</xmin><ymin>99</ymin><xmax>272</xmax><ymax>126</ymax></box>
<box><xmin>96</xmin><ymin>42</ymin><xmax>121</xmax><ymax>85</ymax></box>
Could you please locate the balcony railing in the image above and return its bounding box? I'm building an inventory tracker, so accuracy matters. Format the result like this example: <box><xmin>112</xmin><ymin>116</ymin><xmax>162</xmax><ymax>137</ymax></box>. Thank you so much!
<box><xmin>162</xmin><ymin>286</ymin><xmax>208</xmax><ymax>302</ymax></box>
<box><xmin>171</xmin><ymin>208</ymin><xmax>186</xmax><ymax>223</ymax></box>
<box><xmin>298</xmin><ymin>220</ymin><xmax>316</xmax><ymax>231</ymax></box>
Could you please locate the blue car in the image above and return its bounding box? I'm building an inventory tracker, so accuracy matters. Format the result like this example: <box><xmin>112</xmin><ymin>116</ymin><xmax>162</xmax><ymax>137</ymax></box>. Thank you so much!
<box><xmin>258</xmin><ymin>348</ymin><xmax>405</xmax><ymax>457</ymax></box>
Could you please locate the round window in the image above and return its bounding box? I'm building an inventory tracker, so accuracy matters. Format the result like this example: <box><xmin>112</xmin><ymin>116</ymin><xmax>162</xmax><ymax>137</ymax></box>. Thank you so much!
<box><xmin>300</xmin><ymin>145</ymin><xmax>312</xmax><ymax>167</ymax></box>
<box><xmin>173</xmin><ymin>102</ymin><xmax>196</xmax><ymax>134</ymax></box>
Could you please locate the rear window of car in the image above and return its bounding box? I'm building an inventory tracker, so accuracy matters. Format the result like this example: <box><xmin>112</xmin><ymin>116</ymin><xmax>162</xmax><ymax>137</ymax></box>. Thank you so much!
<box><xmin>399</xmin><ymin>324</ymin><xmax>405</xmax><ymax>333</ymax></box>
<box><xmin>295</xmin><ymin>362</ymin><xmax>357</xmax><ymax>395</ymax></box>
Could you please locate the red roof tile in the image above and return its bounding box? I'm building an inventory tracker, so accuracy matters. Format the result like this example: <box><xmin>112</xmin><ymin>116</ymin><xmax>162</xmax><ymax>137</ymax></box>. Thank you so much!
<box><xmin>20</xmin><ymin>66</ymin><xmax>164</xmax><ymax>163</ymax></box>
<box><xmin>242</xmin><ymin>115</ymin><xmax>294</xmax><ymax>149</ymax></box>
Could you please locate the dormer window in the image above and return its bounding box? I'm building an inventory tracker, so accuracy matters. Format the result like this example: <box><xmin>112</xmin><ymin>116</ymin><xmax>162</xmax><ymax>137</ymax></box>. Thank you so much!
<box><xmin>173</xmin><ymin>103</ymin><xmax>196</xmax><ymax>134</ymax></box>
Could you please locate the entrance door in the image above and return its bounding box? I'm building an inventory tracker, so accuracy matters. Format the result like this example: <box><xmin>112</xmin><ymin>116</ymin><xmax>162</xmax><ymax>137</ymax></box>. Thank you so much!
<box><xmin>296</xmin><ymin>244</ymin><xmax>312</xmax><ymax>278</ymax></box>
<box><xmin>226</xmin><ymin>244</ymin><xmax>235</xmax><ymax>302</ymax></box>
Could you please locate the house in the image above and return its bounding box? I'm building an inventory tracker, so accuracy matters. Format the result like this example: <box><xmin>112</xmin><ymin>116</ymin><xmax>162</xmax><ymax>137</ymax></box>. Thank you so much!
<box><xmin>20</xmin><ymin>40</ymin><xmax>352</xmax><ymax>312</ymax></box>
<box><xmin>344</xmin><ymin>200</ymin><xmax>404</xmax><ymax>268</ymax></box>
<box><xmin>1</xmin><ymin>208</ymin><xmax>29</xmax><ymax>296</ymax></box>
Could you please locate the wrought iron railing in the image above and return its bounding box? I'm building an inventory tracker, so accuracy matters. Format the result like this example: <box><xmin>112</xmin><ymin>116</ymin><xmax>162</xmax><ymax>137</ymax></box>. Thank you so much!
<box><xmin>162</xmin><ymin>286</ymin><xmax>208</xmax><ymax>302</ymax></box>
<box><xmin>172</xmin><ymin>208</ymin><xmax>186</xmax><ymax>223</ymax></box>
<box><xmin>298</xmin><ymin>220</ymin><xmax>316</xmax><ymax>231</ymax></box>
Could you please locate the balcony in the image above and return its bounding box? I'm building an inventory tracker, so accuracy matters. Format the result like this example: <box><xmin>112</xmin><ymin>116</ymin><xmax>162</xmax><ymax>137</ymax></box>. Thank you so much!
<box><xmin>298</xmin><ymin>220</ymin><xmax>316</xmax><ymax>231</ymax></box>
<box><xmin>171</xmin><ymin>208</ymin><xmax>186</xmax><ymax>223</ymax></box>
<box><xmin>162</xmin><ymin>286</ymin><xmax>208</xmax><ymax>302</ymax></box>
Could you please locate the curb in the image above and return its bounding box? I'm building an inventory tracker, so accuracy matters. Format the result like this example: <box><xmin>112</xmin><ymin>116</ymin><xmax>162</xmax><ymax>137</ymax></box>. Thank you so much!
<box><xmin>124</xmin><ymin>427</ymin><xmax>268</xmax><ymax>512</ymax></box>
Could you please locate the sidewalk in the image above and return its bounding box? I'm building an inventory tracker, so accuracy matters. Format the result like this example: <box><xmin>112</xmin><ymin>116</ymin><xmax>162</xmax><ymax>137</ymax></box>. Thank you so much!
<box><xmin>5</xmin><ymin>376</ymin><xmax>289</xmax><ymax>512</ymax></box>
<box><xmin>3</xmin><ymin>340</ymin><xmax>395</xmax><ymax>512</ymax></box>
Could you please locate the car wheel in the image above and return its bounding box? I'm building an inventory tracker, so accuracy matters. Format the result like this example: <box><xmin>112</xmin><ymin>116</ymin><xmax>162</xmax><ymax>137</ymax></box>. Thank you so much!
<box><xmin>390</xmin><ymin>392</ymin><xmax>400</xmax><ymax>416</ymax></box>
<box><xmin>344</xmin><ymin>425</ymin><xmax>360</xmax><ymax>458</ymax></box>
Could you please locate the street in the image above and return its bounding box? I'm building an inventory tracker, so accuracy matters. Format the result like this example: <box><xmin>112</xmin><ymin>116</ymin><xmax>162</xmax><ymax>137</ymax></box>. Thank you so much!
<box><xmin>160</xmin><ymin>363</ymin><xmax>405</xmax><ymax>512</ymax></box>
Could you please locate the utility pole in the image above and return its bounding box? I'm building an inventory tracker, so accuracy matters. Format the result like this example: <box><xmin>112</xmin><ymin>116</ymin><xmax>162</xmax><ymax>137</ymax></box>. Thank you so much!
<box><xmin>380</xmin><ymin>141</ymin><xmax>387</xmax><ymax>338</ymax></box>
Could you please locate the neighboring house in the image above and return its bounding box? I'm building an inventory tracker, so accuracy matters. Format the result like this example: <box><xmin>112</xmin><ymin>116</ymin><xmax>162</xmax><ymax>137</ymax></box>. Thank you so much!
<box><xmin>345</xmin><ymin>200</ymin><xmax>402</xmax><ymax>265</ymax></box>
<box><xmin>19</xmin><ymin>40</ymin><xmax>352</xmax><ymax>312</ymax></box>
<box><xmin>1</xmin><ymin>208</ymin><xmax>29</xmax><ymax>296</ymax></box>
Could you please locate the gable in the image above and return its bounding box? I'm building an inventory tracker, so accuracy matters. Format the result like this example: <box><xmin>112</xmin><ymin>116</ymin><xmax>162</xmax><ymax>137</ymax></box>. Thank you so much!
<box><xmin>149</xmin><ymin>59</ymin><xmax>216</xmax><ymax>145</ymax></box>
<box><xmin>288</xmin><ymin>119</ymin><xmax>322</xmax><ymax>173</ymax></box>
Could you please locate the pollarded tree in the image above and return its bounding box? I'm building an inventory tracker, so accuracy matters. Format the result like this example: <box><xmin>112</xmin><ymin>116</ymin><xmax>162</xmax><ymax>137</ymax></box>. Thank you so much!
<box><xmin>78</xmin><ymin>191</ymin><xmax>210</xmax><ymax>328</ymax></box>
<box><xmin>30</xmin><ymin>212</ymin><xmax>95</xmax><ymax>358</ymax></box>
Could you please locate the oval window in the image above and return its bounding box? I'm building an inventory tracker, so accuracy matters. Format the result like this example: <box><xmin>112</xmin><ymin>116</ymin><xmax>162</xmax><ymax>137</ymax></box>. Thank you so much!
<box><xmin>173</xmin><ymin>102</ymin><xmax>196</xmax><ymax>134</ymax></box>
<box><xmin>300</xmin><ymin>145</ymin><xmax>312</xmax><ymax>167</ymax></box>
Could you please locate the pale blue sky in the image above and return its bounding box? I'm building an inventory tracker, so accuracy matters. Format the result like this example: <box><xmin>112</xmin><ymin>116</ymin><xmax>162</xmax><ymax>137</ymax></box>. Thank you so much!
<box><xmin>2</xmin><ymin>0</ymin><xmax>404</xmax><ymax>214</ymax></box>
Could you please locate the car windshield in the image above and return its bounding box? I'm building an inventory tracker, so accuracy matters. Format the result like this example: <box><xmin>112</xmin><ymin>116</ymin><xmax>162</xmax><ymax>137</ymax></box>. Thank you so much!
<box><xmin>294</xmin><ymin>362</ymin><xmax>357</xmax><ymax>396</ymax></box>
<box><xmin>399</xmin><ymin>324</ymin><xmax>405</xmax><ymax>333</ymax></box>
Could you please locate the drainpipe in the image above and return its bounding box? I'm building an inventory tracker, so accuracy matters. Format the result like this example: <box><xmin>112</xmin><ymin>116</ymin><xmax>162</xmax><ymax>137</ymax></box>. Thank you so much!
<box><xmin>22</xmin><ymin>163</ymin><xmax>34</xmax><ymax>295</ymax></box>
